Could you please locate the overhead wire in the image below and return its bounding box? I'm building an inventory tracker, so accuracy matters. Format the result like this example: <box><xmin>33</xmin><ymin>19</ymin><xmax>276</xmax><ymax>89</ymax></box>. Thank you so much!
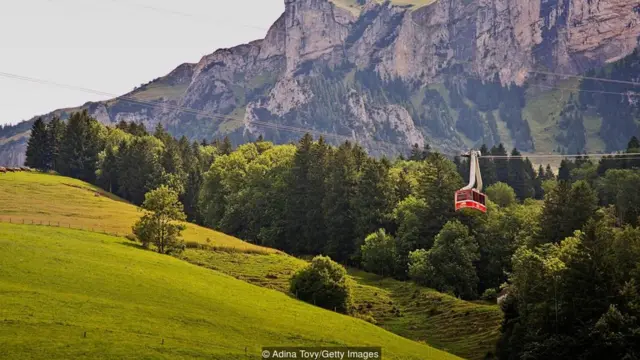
<box><xmin>5</xmin><ymin>1</ymin><xmax>640</xmax><ymax>160</ymax></box>
<box><xmin>5</xmin><ymin>70</ymin><xmax>640</xmax><ymax>161</ymax></box>
<box><xmin>0</xmin><ymin>71</ymin><xmax>400</xmax><ymax>148</ymax></box>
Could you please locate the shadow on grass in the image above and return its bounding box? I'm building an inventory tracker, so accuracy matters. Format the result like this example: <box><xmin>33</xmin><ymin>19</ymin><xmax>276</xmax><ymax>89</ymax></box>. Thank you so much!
<box><xmin>59</xmin><ymin>180</ymin><xmax>132</xmax><ymax>205</ymax></box>
<box><xmin>118</xmin><ymin>241</ymin><xmax>146</xmax><ymax>250</ymax></box>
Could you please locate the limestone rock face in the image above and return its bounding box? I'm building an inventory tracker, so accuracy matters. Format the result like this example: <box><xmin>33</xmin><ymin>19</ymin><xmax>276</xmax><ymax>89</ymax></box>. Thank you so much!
<box><xmin>2</xmin><ymin>0</ymin><xmax>640</xmax><ymax>166</ymax></box>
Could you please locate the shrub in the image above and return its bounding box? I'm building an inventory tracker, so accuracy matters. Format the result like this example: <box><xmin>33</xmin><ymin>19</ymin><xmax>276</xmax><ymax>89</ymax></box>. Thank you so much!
<box><xmin>290</xmin><ymin>255</ymin><xmax>353</xmax><ymax>314</ymax></box>
<box><xmin>482</xmin><ymin>288</ymin><xmax>498</xmax><ymax>301</ymax></box>
<box><xmin>353</xmin><ymin>312</ymin><xmax>377</xmax><ymax>324</ymax></box>
<box><xmin>361</xmin><ymin>229</ymin><xmax>397</xmax><ymax>276</ymax></box>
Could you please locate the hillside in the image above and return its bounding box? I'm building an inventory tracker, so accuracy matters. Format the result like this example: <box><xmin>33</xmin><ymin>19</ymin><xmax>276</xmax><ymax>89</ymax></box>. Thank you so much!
<box><xmin>2</xmin><ymin>0</ymin><xmax>640</xmax><ymax>165</ymax></box>
<box><xmin>0</xmin><ymin>223</ymin><xmax>462</xmax><ymax>360</ymax></box>
<box><xmin>0</xmin><ymin>171</ymin><xmax>504</xmax><ymax>360</ymax></box>
<box><xmin>182</xmin><ymin>251</ymin><xmax>503</xmax><ymax>359</ymax></box>
<box><xmin>0</xmin><ymin>171</ymin><xmax>277</xmax><ymax>254</ymax></box>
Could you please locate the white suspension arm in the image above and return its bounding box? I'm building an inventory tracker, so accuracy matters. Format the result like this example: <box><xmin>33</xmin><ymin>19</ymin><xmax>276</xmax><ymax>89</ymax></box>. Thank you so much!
<box><xmin>475</xmin><ymin>153</ymin><xmax>483</xmax><ymax>192</ymax></box>
<box><xmin>462</xmin><ymin>152</ymin><xmax>477</xmax><ymax>190</ymax></box>
<box><xmin>461</xmin><ymin>150</ymin><xmax>483</xmax><ymax>191</ymax></box>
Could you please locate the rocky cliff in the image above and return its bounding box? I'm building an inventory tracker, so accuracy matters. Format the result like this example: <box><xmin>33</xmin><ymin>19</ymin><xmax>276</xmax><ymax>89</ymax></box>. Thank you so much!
<box><xmin>2</xmin><ymin>0</ymin><xmax>640</xmax><ymax>165</ymax></box>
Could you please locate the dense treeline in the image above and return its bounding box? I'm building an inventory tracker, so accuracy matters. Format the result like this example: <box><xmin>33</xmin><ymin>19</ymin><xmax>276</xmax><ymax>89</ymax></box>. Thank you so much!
<box><xmin>24</xmin><ymin>111</ymin><xmax>640</xmax><ymax>358</ymax></box>
<box><xmin>496</xmin><ymin>139</ymin><xmax>640</xmax><ymax>360</ymax></box>
<box><xmin>24</xmin><ymin>111</ymin><xmax>222</xmax><ymax>222</ymax></box>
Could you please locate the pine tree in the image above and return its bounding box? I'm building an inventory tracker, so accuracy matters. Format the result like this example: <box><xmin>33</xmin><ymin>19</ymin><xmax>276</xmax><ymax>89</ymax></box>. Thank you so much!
<box><xmin>116</xmin><ymin>136</ymin><xmax>164</xmax><ymax>205</ymax></box>
<box><xmin>537</xmin><ymin>180</ymin><xmax>597</xmax><ymax>244</ymax></box>
<box><xmin>323</xmin><ymin>141</ymin><xmax>358</xmax><ymax>264</ymax></box>
<box><xmin>558</xmin><ymin>159</ymin><xmax>574</xmax><ymax>181</ymax></box>
<box><xmin>305</xmin><ymin>137</ymin><xmax>330</xmax><ymax>254</ymax></box>
<box><xmin>492</xmin><ymin>144</ymin><xmax>509</xmax><ymax>183</ymax></box>
<box><xmin>507</xmin><ymin>148</ymin><xmax>534</xmax><ymax>200</ymax></box>
<box><xmin>417</xmin><ymin>152</ymin><xmax>464</xmax><ymax>248</ymax></box>
<box><xmin>409</xmin><ymin>143</ymin><xmax>422</xmax><ymax>161</ymax></box>
<box><xmin>97</xmin><ymin>145</ymin><xmax>119</xmax><ymax>193</ymax></box>
<box><xmin>153</xmin><ymin>123</ymin><xmax>172</xmax><ymax>145</ymax></box>
<box><xmin>25</xmin><ymin>118</ymin><xmax>49</xmax><ymax>170</ymax></box>
<box><xmin>352</xmin><ymin>158</ymin><xmax>394</xmax><ymax>262</ymax></box>
<box><xmin>116</xmin><ymin>120</ymin><xmax>129</xmax><ymax>131</ymax></box>
<box><xmin>534</xmin><ymin>165</ymin><xmax>545</xmax><ymax>199</ymax></box>
<box><xmin>219</xmin><ymin>136</ymin><xmax>233</xmax><ymax>155</ymax></box>
<box><xmin>627</xmin><ymin>136</ymin><xmax>640</xmax><ymax>153</ymax></box>
<box><xmin>537</xmin><ymin>180</ymin><xmax>571</xmax><ymax>244</ymax></box>
<box><xmin>422</xmin><ymin>143</ymin><xmax>432</xmax><ymax>159</ymax></box>
<box><xmin>59</xmin><ymin>111</ymin><xmax>104</xmax><ymax>183</ymax></box>
<box><xmin>284</xmin><ymin>133</ymin><xmax>315</xmax><ymax>254</ymax></box>
<box><xmin>479</xmin><ymin>144</ymin><xmax>497</xmax><ymax>187</ymax></box>
<box><xmin>566</xmin><ymin>180</ymin><xmax>598</xmax><ymax>234</ymax></box>
<box><xmin>46</xmin><ymin>117</ymin><xmax>66</xmax><ymax>172</ymax></box>
<box><xmin>545</xmin><ymin>164</ymin><xmax>555</xmax><ymax>180</ymax></box>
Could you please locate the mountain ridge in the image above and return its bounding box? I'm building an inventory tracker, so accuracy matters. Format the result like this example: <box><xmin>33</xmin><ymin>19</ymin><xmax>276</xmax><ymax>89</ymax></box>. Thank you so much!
<box><xmin>2</xmin><ymin>0</ymin><xmax>640</xmax><ymax>165</ymax></box>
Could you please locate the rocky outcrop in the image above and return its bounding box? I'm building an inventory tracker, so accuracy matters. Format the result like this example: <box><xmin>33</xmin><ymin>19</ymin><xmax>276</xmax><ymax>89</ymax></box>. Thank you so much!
<box><xmin>2</xmin><ymin>0</ymin><xmax>640</xmax><ymax>166</ymax></box>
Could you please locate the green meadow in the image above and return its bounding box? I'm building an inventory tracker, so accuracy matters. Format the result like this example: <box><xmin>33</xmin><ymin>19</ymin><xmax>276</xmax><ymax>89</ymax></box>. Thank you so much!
<box><xmin>0</xmin><ymin>224</ymin><xmax>461</xmax><ymax>360</ymax></box>
<box><xmin>0</xmin><ymin>172</ymin><xmax>502</xmax><ymax>359</ymax></box>
<box><xmin>0</xmin><ymin>172</ymin><xmax>278</xmax><ymax>254</ymax></box>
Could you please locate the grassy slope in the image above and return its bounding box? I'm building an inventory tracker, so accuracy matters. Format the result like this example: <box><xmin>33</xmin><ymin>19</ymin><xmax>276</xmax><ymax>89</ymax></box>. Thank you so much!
<box><xmin>523</xmin><ymin>79</ymin><xmax>578</xmax><ymax>154</ymax></box>
<box><xmin>0</xmin><ymin>172</ymin><xmax>503</xmax><ymax>359</ymax></box>
<box><xmin>0</xmin><ymin>172</ymin><xmax>278</xmax><ymax>254</ymax></box>
<box><xmin>131</xmin><ymin>83</ymin><xmax>189</xmax><ymax>102</ymax></box>
<box><xmin>522</xmin><ymin>78</ymin><xmax>605</xmax><ymax>155</ymax></box>
<box><xmin>0</xmin><ymin>224</ymin><xmax>460</xmax><ymax>360</ymax></box>
<box><xmin>350</xmin><ymin>271</ymin><xmax>502</xmax><ymax>359</ymax></box>
<box><xmin>180</xmin><ymin>251</ymin><xmax>503</xmax><ymax>360</ymax></box>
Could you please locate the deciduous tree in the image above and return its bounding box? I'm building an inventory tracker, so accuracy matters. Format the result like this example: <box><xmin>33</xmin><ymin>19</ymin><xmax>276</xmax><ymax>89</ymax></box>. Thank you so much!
<box><xmin>133</xmin><ymin>185</ymin><xmax>187</xmax><ymax>254</ymax></box>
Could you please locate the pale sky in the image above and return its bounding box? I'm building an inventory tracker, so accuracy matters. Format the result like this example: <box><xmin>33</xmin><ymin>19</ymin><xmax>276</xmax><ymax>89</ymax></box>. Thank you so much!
<box><xmin>0</xmin><ymin>0</ymin><xmax>284</xmax><ymax>125</ymax></box>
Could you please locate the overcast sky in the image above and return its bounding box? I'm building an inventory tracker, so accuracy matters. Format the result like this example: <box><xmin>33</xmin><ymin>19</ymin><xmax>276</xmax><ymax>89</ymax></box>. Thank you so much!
<box><xmin>0</xmin><ymin>0</ymin><xmax>284</xmax><ymax>125</ymax></box>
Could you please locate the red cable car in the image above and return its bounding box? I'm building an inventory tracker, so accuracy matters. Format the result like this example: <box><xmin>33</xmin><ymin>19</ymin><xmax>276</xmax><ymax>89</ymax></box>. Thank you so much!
<box><xmin>455</xmin><ymin>150</ymin><xmax>488</xmax><ymax>213</ymax></box>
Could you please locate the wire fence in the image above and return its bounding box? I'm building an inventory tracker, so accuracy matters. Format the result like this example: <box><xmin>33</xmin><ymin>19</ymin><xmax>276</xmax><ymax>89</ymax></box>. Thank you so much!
<box><xmin>0</xmin><ymin>217</ymin><xmax>128</xmax><ymax>239</ymax></box>
<box><xmin>2</xmin><ymin>317</ymin><xmax>267</xmax><ymax>359</ymax></box>
<box><xmin>0</xmin><ymin>217</ymin><xmax>278</xmax><ymax>255</ymax></box>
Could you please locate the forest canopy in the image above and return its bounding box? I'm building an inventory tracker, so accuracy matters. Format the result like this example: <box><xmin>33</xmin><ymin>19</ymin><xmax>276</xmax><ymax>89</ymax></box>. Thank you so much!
<box><xmin>24</xmin><ymin>111</ymin><xmax>640</xmax><ymax>359</ymax></box>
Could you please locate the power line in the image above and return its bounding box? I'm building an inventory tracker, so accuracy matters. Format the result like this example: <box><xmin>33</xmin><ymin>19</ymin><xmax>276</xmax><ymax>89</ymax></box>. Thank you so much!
<box><xmin>4</xmin><ymin>3</ymin><xmax>640</xmax><ymax>158</ymax></box>
<box><xmin>0</xmin><ymin>71</ymin><xmax>405</xmax><ymax>150</ymax></box>
<box><xmin>482</xmin><ymin>153</ymin><xmax>640</xmax><ymax>159</ymax></box>
<box><xmin>529</xmin><ymin>70</ymin><xmax>640</xmax><ymax>87</ymax></box>
<box><xmin>5</xmin><ymin>69</ymin><xmax>640</xmax><ymax>161</ymax></box>
<box><xmin>533</xmin><ymin>83</ymin><xmax>640</xmax><ymax>97</ymax></box>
